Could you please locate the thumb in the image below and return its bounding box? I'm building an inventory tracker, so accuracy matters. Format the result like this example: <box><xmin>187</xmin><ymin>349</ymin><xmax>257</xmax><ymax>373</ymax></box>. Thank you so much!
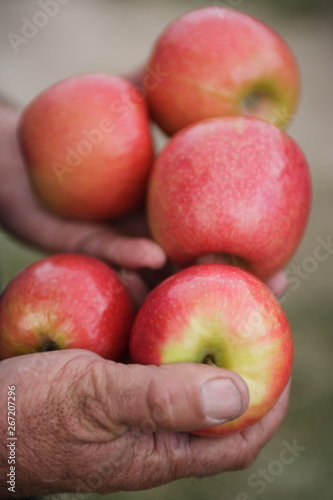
<box><xmin>105</xmin><ymin>362</ymin><xmax>249</xmax><ymax>434</ymax></box>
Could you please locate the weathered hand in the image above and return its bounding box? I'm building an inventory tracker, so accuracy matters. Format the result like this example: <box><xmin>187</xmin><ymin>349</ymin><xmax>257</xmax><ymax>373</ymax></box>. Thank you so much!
<box><xmin>0</xmin><ymin>349</ymin><xmax>290</xmax><ymax>498</ymax></box>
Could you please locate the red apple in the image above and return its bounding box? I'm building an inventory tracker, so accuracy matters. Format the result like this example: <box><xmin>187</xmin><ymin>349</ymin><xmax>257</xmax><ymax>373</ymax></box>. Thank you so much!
<box><xmin>129</xmin><ymin>264</ymin><xmax>293</xmax><ymax>436</ymax></box>
<box><xmin>145</xmin><ymin>7</ymin><xmax>300</xmax><ymax>135</ymax></box>
<box><xmin>18</xmin><ymin>73</ymin><xmax>154</xmax><ymax>220</ymax></box>
<box><xmin>0</xmin><ymin>254</ymin><xmax>134</xmax><ymax>361</ymax></box>
<box><xmin>147</xmin><ymin>116</ymin><xmax>311</xmax><ymax>281</ymax></box>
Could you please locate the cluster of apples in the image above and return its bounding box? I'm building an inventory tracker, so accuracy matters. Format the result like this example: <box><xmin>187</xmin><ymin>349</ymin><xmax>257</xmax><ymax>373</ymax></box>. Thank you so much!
<box><xmin>0</xmin><ymin>8</ymin><xmax>311</xmax><ymax>437</ymax></box>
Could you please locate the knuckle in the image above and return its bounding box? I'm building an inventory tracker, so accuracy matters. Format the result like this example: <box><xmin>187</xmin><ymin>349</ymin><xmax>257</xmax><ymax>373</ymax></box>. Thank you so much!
<box><xmin>146</xmin><ymin>374</ymin><xmax>179</xmax><ymax>431</ymax></box>
<box><xmin>66</xmin><ymin>358</ymin><xmax>122</xmax><ymax>440</ymax></box>
<box><xmin>238</xmin><ymin>447</ymin><xmax>260</xmax><ymax>470</ymax></box>
<box><xmin>234</xmin><ymin>435</ymin><xmax>262</xmax><ymax>471</ymax></box>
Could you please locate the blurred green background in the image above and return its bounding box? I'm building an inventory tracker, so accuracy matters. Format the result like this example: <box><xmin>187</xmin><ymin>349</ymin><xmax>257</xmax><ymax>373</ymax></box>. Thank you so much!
<box><xmin>1</xmin><ymin>0</ymin><xmax>332</xmax><ymax>499</ymax></box>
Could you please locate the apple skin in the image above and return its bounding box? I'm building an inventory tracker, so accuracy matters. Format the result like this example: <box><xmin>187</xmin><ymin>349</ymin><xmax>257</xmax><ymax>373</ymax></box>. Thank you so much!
<box><xmin>18</xmin><ymin>73</ymin><xmax>154</xmax><ymax>220</ymax></box>
<box><xmin>0</xmin><ymin>254</ymin><xmax>134</xmax><ymax>361</ymax></box>
<box><xmin>145</xmin><ymin>7</ymin><xmax>300</xmax><ymax>135</ymax></box>
<box><xmin>147</xmin><ymin>116</ymin><xmax>311</xmax><ymax>282</ymax></box>
<box><xmin>129</xmin><ymin>264</ymin><xmax>293</xmax><ymax>437</ymax></box>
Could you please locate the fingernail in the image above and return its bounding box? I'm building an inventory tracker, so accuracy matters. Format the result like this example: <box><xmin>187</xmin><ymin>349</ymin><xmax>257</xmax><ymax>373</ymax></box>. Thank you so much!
<box><xmin>202</xmin><ymin>378</ymin><xmax>242</xmax><ymax>423</ymax></box>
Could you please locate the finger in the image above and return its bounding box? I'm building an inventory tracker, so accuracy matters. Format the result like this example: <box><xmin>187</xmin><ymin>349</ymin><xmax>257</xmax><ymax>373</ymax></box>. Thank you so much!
<box><xmin>180</xmin><ymin>378</ymin><xmax>292</xmax><ymax>477</ymax></box>
<box><xmin>193</xmin><ymin>254</ymin><xmax>230</xmax><ymax>265</ymax></box>
<box><xmin>265</xmin><ymin>271</ymin><xmax>288</xmax><ymax>297</ymax></box>
<box><xmin>96</xmin><ymin>377</ymin><xmax>289</xmax><ymax>490</ymax></box>
<box><xmin>239</xmin><ymin>377</ymin><xmax>292</xmax><ymax>451</ymax></box>
<box><xmin>1</xmin><ymin>184</ymin><xmax>167</xmax><ymax>270</ymax></box>
<box><xmin>116</xmin><ymin>268</ymin><xmax>149</xmax><ymax>310</ymax></box>
<box><xmin>101</xmin><ymin>362</ymin><xmax>249</xmax><ymax>435</ymax></box>
<box><xmin>78</xmin><ymin>229</ymin><xmax>167</xmax><ymax>269</ymax></box>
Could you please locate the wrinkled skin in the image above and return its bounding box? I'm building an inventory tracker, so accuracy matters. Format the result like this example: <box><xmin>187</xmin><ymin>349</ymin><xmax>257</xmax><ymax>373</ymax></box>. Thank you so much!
<box><xmin>0</xmin><ymin>98</ymin><xmax>290</xmax><ymax>498</ymax></box>
<box><xmin>0</xmin><ymin>349</ymin><xmax>290</xmax><ymax>497</ymax></box>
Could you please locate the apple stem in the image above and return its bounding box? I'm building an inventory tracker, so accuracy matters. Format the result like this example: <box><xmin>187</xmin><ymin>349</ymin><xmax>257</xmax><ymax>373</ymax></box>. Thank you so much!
<box><xmin>203</xmin><ymin>354</ymin><xmax>217</xmax><ymax>367</ymax></box>
<box><xmin>241</xmin><ymin>91</ymin><xmax>262</xmax><ymax>111</ymax></box>
<box><xmin>41</xmin><ymin>340</ymin><xmax>59</xmax><ymax>352</ymax></box>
